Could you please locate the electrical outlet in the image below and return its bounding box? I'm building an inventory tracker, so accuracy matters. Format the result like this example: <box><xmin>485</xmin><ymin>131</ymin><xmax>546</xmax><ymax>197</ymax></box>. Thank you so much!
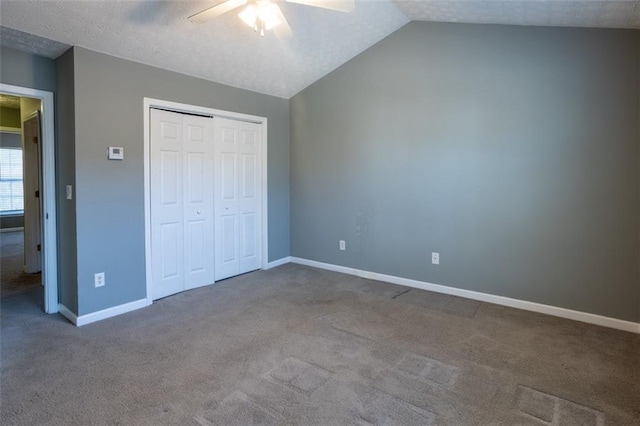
<box><xmin>66</xmin><ymin>185</ymin><xmax>73</xmax><ymax>200</ymax></box>
<box><xmin>431</xmin><ymin>252</ymin><xmax>440</xmax><ymax>265</ymax></box>
<box><xmin>94</xmin><ymin>272</ymin><xmax>105</xmax><ymax>287</ymax></box>
<box><xmin>339</xmin><ymin>240</ymin><xmax>346</xmax><ymax>251</ymax></box>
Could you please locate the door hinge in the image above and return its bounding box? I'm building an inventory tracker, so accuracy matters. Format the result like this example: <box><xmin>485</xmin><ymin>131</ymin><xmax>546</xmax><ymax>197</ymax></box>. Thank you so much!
<box><xmin>37</xmin><ymin>244</ymin><xmax>41</xmax><ymax>251</ymax></box>
<box><xmin>33</xmin><ymin>136</ymin><xmax>38</xmax><ymax>144</ymax></box>
<box><xmin>35</xmin><ymin>190</ymin><xmax>39</xmax><ymax>198</ymax></box>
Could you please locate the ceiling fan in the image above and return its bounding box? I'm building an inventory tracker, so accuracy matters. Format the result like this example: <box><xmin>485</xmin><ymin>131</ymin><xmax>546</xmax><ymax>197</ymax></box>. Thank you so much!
<box><xmin>188</xmin><ymin>0</ymin><xmax>355</xmax><ymax>37</ymax></box>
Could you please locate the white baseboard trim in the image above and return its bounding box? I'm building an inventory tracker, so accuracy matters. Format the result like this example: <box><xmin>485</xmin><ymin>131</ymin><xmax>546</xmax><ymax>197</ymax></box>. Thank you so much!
<box><xmin>0</xmin><ymin>227</ymin><xmax>24</xmax><ymax>233</ymax></box>
<box><xmin>58</xmin><ymin>303</ymin><xmax>78</xmax><ymax>325</ymax></box>
<box><xmin>59</xmin><ymin>299</ymin><xmax>148</xmax><ymax>327</ymax></box>
<box><xmin>289</xmin><ymin>257</ymin><xmax>640</xmax><ymax>334</ymax></box>
<box><xmin>265</xmin><ymin>256</ymin><xmax>292</xmax><ymax>270</ymax></box>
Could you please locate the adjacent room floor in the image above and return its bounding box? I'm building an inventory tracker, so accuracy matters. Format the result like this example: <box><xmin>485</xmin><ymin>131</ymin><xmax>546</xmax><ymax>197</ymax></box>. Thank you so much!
<box><xmin>1</xmin><ymin>239</ymin><xmax>638</xmax><ymax>424</ymax></box>
<box><xmin>0</xmin><ymin>230</ymin><xmax>42</xmax><ymax>308</ymax></box>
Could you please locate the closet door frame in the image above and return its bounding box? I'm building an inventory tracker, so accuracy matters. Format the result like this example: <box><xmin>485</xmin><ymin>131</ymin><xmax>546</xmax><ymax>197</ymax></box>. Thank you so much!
<box><xmin>143</xmin><ymin>98</ymin><xmax>268</xmax><ymax>307</ymax></box>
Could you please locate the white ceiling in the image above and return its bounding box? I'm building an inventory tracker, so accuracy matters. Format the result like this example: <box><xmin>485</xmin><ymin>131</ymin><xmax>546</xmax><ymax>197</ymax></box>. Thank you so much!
<box><xmin>0</xmin><ymin>1</ymin><xmax>638</xmax><ymax>99</ymax></box>
<box><xmin>395</xmin><ymin>0</ymin><xmax>640</xmax><ymax>29</ymax></box>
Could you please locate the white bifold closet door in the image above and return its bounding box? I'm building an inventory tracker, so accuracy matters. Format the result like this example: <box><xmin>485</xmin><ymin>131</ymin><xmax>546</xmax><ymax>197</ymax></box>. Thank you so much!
<box><xmin>151</xmin><ymin>109</ymin><xmax>215</xmax><ymax>300</ymax></box>
<box><xmin>213</xmin><ymin>117</ymin><xmax>262</xmax><ymax>281</ymax></box>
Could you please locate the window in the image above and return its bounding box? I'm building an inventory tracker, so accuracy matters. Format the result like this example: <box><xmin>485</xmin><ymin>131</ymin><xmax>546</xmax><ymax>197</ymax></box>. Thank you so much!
<box><xmin>0</xmin><ymin>147</ymin><xmax>24</xmax><ymax>214</ymax></box>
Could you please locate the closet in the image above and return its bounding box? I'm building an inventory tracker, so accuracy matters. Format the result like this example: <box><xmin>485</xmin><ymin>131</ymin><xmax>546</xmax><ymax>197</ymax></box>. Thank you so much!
<box><xmin>150</xmin><ymin>109</ymin><xmax>262</xmax><ymax>300</ymax></box>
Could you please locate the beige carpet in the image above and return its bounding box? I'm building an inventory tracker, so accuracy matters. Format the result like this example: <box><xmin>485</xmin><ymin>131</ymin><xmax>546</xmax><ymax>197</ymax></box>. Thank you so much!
<box><xmin>1</xmin><ymin>234</ymin><xmax>638</xmax><ymax>424</ymax></box>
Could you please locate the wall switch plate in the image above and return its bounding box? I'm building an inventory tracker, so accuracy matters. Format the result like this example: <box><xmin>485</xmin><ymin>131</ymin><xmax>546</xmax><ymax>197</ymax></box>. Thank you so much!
<box><xmin>108</xmin><ymin>146</ymin><xmax>124</xmax><ymax>160</ymax></box>
<box><xmin>339</xmin><ymin>240</ymin><xmax>346</xmax><ymax>251</ymax></box>
<box><xmin>66</xmin><ymin>185</ymin><xmax>72</xmax><ymax>200</ymax></box>
<box><xmin>95</xmin><ymin>272</ymin><xmax>105</xmax><ymax>288</ymax></box>
<box><xmin>432</xmin><ymin>252</ymin><xmax>440</xmax><ymax>265</ymax></box>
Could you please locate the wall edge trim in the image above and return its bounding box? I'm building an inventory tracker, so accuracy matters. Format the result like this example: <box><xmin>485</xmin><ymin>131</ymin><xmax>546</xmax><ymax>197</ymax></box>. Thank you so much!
<box><xmin>72</xmin><ymin>299</ymin><xmax>147</xmax><ymax>327</ymax></box>
<box><xmin>289</xmin><ymin>257</ymin><xmax>640</xmax><ymax>334</ymax></box>
<box><xmin>265</xmin><ymin>256</ymin><xmax>292</xmax><ymax>270</ymax></box>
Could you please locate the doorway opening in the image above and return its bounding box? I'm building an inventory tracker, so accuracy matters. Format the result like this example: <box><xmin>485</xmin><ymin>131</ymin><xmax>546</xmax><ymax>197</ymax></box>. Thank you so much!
<box><xmin>0</xmin><ymin>84</ymin><xmax>58</xmax><ymax>314</ymax></box>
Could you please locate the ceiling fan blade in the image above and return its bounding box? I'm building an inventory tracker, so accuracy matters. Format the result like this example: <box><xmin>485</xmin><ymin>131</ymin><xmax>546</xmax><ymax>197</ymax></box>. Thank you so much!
<box><xmin>274</xmin><ymin>5</ymin><xmax>293</xmax><ymax>38</ymax></box>
<box><xmin>188</xmin><ymin>0</ymin><xmax>248</xmax><ymax>23</ymax></box>
<box><xmin>285</xmin><ymin>0</ymin><xmax>355</xmax><ymax>13</ymax></box>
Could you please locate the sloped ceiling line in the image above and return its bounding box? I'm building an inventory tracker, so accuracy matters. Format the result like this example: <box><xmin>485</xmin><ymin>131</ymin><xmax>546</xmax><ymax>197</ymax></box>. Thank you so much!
<box><xmin>0</xmin><ymin>1</ymin><xmax>638</xmax><ymax>99</ymax></box>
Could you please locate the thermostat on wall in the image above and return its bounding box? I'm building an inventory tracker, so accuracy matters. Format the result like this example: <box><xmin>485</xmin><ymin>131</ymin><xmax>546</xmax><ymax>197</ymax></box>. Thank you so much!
<box><xmin>108</xmin><ymin>146</ymin><xmax>124</xmax><ymax>160</ymax></box>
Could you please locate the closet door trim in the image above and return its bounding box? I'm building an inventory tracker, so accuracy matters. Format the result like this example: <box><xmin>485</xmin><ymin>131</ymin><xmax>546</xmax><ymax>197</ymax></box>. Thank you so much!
<box><xmin>143</xmin><ymin>98</ymin><xmax>268</xmax><ymax>306</ymax></box>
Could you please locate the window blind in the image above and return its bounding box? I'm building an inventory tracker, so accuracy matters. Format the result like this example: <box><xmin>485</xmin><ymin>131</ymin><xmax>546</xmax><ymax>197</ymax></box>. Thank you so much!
<box><xmin>0</xmin><ymin>147</ymin><xmax>24</xmax><ymax>213</ymax></box>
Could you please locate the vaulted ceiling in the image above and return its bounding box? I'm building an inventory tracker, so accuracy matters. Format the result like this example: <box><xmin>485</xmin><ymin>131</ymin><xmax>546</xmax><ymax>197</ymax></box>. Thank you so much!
<box><xmin>1</xmin><ymin>1</ymin><xmax>638</xmax><ymax>99</ymax></box>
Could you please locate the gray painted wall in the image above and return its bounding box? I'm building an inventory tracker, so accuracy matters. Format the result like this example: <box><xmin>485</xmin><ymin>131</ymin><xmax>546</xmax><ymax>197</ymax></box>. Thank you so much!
<box><xmin>290</xmin><ymin>22</ymin><xmax>640</xmax><ymax>322</ymax></box>
<box><xmin>55</xmin><ymin>49</ymin><xmax>78</xmax><ymax>313</ymax></box>
<box><xmin>71</xmin><ymin>47</ymin><xmax>290</xmax><ymax>315</ymax></box>
<box><xmin>0</xmin><ymin>47</ymin><xmax>56</xmax><ymax>93</ymax></box>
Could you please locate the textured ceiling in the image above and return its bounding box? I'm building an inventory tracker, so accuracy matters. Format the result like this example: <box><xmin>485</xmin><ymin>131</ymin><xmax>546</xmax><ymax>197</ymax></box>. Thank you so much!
<box><xmin>394</xmin><ymin>0</ymin><xmax>640</xmax><ymax>29</ymax></box>
<box><xmin>0</xmin><ymin>26</ymin><xmax>70</xmax><ymax>58</ymax></box>
<box><xmin>0</xmin><ymin>0</ymin><xmax>409</xmax><ymax>98</ymax></box>
<box><xmin>0</xmin><ymin>1</ymin><xmax>638</xmax><ymax>99</ymax></box>
<box><xmin>0</xmin><ymin>94</ymin><xmax>21</xmax><ymax>109</ymax></box>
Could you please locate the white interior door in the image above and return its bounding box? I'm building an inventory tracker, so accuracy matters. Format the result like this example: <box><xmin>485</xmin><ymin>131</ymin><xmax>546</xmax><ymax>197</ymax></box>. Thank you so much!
<box><xmin>150</xmin><ymin>109</ymin><xmax>214</xmax><ymax>300</ymax></box>
<box><xmin>214</xmin><ymin>118</ymin><xmax>262</xmax><ymax>280</ymax></box>
<box><xmin>237</xmin><ymin>120</ymin><xmax>262</xmax><ymax>274</ymax></box>
<box><xmin>183</xmin><ymin>114</ymin><xmax>215</xmax><ymax>290</ymax></box>
<box><xmin>22</xmin><ymin>111</ymin><xmax>42</xmax><ymax>274</ymax></box>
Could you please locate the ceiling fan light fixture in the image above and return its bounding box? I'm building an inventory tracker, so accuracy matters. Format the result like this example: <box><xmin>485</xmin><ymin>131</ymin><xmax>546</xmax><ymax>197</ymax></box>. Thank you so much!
<box><xmin>239</xmin><ymin>5</ymin><xmax>258</xmax><ymax>27</ymax></box>
<box><xmin>239</xmin><ymin>1</ymin><xmax>282</xmax><ymax>36</ymax></box>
